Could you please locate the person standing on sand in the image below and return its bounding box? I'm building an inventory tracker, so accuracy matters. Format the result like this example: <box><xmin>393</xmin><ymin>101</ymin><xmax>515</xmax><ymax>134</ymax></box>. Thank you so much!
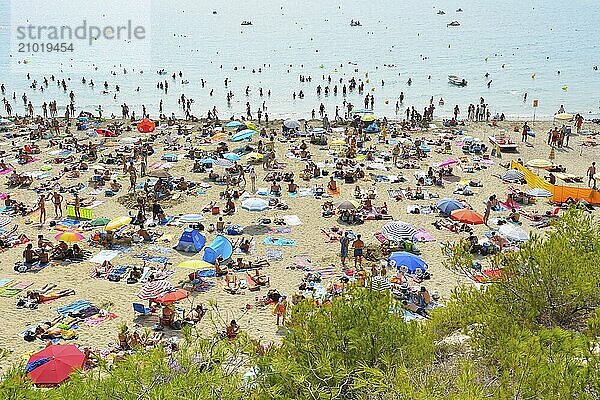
<box><xmin>38</xmin><ymin>194</ymin><xmax>47</xmax><ymax>224</ymax></box>
<box><xmin>521</xmin><ymin>122</ymin><xmax>529</xmax><ymax>142</ymax></box>
<box><xmin>587</xmin><ymin>162</ymin><xmax>596</xmax><ymax>189</ymax></box>
<box><xmin>248</xmin><ymin>167</ymin><xmax>257</xmax><ymax>193</ymax></box>
<box><xmin>74</xmin><ymin>193</ymin><xmax>81</xmax><ymax>220</ymax></box>
<box><xmin>340</xmin><ymin>231</ymin><xmax>350</xmax><ymax>267</ymax></box>
<box><xmin>484</xmin><ymin>195</ymin><xmax>494</xmax><ymax>225</ymax></box>
<box><xmin>52</xmin><ymin>191</ymin><xmax>63</xmax><ymax>218</ymax></box>
<box><xmin>129</xmin><ymin>165</ymin><xmax>137</xmax><ymax>192</ymax></box>
<box><xmin>353</xmin><ymin>234</ymin><xmax>364</xmax><ymax>268</ymax></box>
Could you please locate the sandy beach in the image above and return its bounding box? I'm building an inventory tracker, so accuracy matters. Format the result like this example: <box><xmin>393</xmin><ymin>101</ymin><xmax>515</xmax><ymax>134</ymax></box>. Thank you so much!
<box><xmin>0</xmin><ymin>113</ymin><xmax>597</xmax><ymax>369</ymax></box>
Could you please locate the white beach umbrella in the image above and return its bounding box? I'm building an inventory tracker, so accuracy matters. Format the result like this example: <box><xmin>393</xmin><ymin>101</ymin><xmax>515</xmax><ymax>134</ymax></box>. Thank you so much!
<box><xmin>501</xmin><ymin>169</ymin><xmax>525</xmax><ymax>182</ymax></box>
<box><xmin>498</xmin><ymin>224</ymin><xmax>529</xmax><ymax>242</ymax></box>
<box><xmin>241</xmin><ymin>198</ymin><xmax>269</xmax><ymax>212</ymax></box>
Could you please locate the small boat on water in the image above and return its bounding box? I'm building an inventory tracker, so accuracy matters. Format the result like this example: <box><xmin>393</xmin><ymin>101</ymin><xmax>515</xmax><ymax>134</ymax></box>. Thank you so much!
<box><xmin>437</xmin><ymin>10</ymin><xmax>445</xmax><ymax>15</ymax></box>
<box><xmin>241</xmin><ymin>21</ymin><xmax>252</xmax><ymax>26</ymax></box>
<box><xmin>489</xmin><ymin>133</ymin><xmax>518</xmax><ymax>152</ymax></box>
<box><xmin>448</xmin><ymin>75</ymin><xmax>467</xmax><ymax>86</ymax></box>
<box><xmin>447</xmin><ymin>21</ymin><xmax>460</xmax><ymax>27</ymax></box>
<box><xmin>456</xmin><ymin>8</ymin><xmax>463</xmax><ymax>12</ymax></box>
<box><xmin>350</xmin><ymin>19</ymin><xmax>362</xmax><ymax>26</ymax></box>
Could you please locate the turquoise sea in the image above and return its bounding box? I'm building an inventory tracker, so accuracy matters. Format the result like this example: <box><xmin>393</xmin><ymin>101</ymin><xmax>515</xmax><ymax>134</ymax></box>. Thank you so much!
<box><xmin>0</xmin><ymin>0</ymin><xmax>599</xmax><ymax>120</ymax></box>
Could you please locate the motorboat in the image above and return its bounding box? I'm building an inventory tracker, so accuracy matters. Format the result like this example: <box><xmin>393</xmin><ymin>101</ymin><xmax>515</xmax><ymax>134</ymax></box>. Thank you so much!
<box><xmin>350</xmin><ymin>20</ymin><xmax>362</xmax><ymax>27</ymax></box>
<box><xmin>448</xmin><ymin>75</ymin><xmax>467</xmax><ymax>86</ymax></box>
<box><xmin>489</xmin><ymin>133</ymin><xmax>518</xmax><ymax>152</ymax></box>
<box><xmin>241</xmin><ymin>21</ymin><xmax>252</xmax><ymax>26</ymax></box>
<box><xmin>447</xmin><ymin>21</ymin><xmax>460</xmax><ymax>27</ymax></box>
<box><xmin>437</xmin><ymin>10</ymin><xmax>446</xmax><ymax>15</ymax></box>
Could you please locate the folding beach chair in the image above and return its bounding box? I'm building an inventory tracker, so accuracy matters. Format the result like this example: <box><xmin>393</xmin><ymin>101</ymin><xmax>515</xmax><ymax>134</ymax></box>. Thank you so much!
<box><xmin>133</xmin><ymin>303</ymin><xmax>152</xmax><ymax>316</ymax></box>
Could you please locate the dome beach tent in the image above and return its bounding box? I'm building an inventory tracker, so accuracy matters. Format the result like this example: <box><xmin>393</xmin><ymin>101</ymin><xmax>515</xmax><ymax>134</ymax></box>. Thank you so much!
<box><xmin>202</xmin><ymin>235</ymin><xmax>234</xmax><ymax>264</ymax></box>
<box><xmin>175</xmin><ymin>228</ymin><xmax>206</xmax><ymax>253</ymax></box>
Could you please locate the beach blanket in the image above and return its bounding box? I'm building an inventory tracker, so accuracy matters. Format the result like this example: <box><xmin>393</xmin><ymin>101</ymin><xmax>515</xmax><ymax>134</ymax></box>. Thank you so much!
<box><xmin>89</xmin><ymin>250</ymin><xmax>120</xmax><ymax>264</ymax></box>
<box><xmin>56</xmin><ymin>300</ymin><xmax>92</xmax><ymax>316</ymax></box>
<box><xmin>0</xmin><ymin>168</ymin><xmax>14</xmax><ymax>175</ymax></box>
<box><xmin>310</xmin><ymin>266</ymin><xmax>338</xmax><ymax>278</ymax></box>
<box><xmin>0</xmin><ymin>280</ymin><xmax>33</xmax><ymax>297</ymax></box>
<box><xmin>106</xmin><ymin>265</ymin><xmax>129</xmax><ymax>281</ymax></box>
<box><xmin>193</xmin><ymin>280</ymin><xmax>215</xmax><ymax>293</ymax></box>
<box><xmin>414</xmin><ymin>229</ymin><xmax>435</xmax><ymax>242</ymax></box>
<box><xmin>263</xmin><ymin>236</ymin><xmax>296</xmax><ymax>246</ymax></box>
<box><xmin>267</xmin><ymin>227</ymin><xmax>292</xmax><ymax>234</ymax></box>
<box><xmin>134</xmin><ymin>253</ymin><xmax>169</xmax><ymax>264</ymax></box>
<box><xmin>14</xmin><ymin>261</ymin><xmax>49</xmax><ymax>273</ymax></box>
<box><xmin>84</xmin><ymin>313</ymin><xmax>117</xmax><ymax>327</ymax></box>
<box><xmin>292</xmin><ymin>255</ymin><xmax>313</xmax><ymax>270</ymax></box>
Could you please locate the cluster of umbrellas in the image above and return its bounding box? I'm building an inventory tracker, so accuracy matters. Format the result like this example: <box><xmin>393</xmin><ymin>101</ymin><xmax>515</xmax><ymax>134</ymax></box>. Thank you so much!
<box><xmin>137</xmin><ymin>280</ymin><xmax>189</xmax><ymax>303</ymax></box>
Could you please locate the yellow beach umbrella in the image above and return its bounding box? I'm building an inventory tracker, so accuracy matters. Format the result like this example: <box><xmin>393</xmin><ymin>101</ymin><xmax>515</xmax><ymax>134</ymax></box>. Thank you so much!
<box><xmin>330</xmin><ymin>139</ymin><xmax>346</xmax><ymax>145</ymax></box>
<box><xmin>361</xmin><ymin>115</ymin><xmax>376</xmax><ymax>122</ymax></box>
<box><xmin>526</xmin><ymin>159</ymin><xmax>553</xmax><ymax>169</ymax></box>
<box><xmin>177</xmin><ymin>259</ymin><xmax>214</xmax><ymax>269</ymax></box>
<box><xmin>554</xmin><ymin>113</ymin><xmax>573</xmax><ymax>121</ymax></box>
<box><xmin>210</xmin><ymin>132</ymin><xmax>227</xmax><ymax>141</ymax></box>
<box><xmin>54</xmin><ymin>230</ymin><xmax>85</xmax><ymax>242</ymax></box>
<box><xmin>105</xmin><ymin>216</ymin><xmax>132</xmax><ymax>231</ymax></box>
<box><xmin>244</xmin><ymin>121</ymin><xmax>257</xmax><ymax>131</ymax></box>
<box><xmin>245</xmin><ymin>152</ymin><xmax>264</xmax><ymax>160</ymax></box>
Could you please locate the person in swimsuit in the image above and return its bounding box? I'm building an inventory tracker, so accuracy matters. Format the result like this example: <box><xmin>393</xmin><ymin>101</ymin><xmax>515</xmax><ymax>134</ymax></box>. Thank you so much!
<box><xmin>353</xmin><ymin>234</ymin><xmax>364</xmax><ymax>268</ymax></box>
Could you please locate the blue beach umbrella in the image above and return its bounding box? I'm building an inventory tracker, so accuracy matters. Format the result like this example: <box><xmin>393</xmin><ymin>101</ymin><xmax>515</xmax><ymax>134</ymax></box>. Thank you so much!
<box><xmin>226</xmin><ymin>121</ymin><xmax>244</xmax><ymax>128</ymax></box>
<box><xmin>231</xmin><ymin>129</ymin><xmax>257</xmax><ymax>142</ymax></box>
<box><xmin>436</xmin><ymin>198</ymin><xmax>464</xmax><ymax>214</ymax></box>
<box><xmin>388</xmin><ymin>251</ymin><xmax>428</xmax><ymax>274</ymax></box>
<box><xmin>223</xmin><ymin>153</ymin><xmax>241</xmax><ymax>161</ymax></box>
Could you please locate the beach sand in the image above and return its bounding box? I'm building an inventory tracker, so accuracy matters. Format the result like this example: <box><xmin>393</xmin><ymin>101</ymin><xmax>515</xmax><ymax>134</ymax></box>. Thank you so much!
<box><xmin>0</xmin><ymin>117</ymin><xmax>597</xmax><ymax>369</ymax></box>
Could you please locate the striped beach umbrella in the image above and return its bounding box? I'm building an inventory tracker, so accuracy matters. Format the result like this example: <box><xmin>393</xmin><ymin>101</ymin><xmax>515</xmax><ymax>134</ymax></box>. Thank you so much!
<box><xmin>381</xmin><ymin>221</ymin><xmax>417</xmax><ymax>241</ymax></box>
<box><xmin>500</xmin><ymin>169</ymin><xmax>525</xmax><ymax>182</ymax></box>
<box><xmin>138</xmin><ymin>280</ymin><xmax>173</xmax><ymax>300</ymax></box>
<box><xmin>370</xmin><ymin>276</ymin><xmax>391</xmax><ymax>292</ymax></box>
<box><xmin>54</xmin><ymin>231</ymin><xmax>84</xmax><ymax>243</ymax></box>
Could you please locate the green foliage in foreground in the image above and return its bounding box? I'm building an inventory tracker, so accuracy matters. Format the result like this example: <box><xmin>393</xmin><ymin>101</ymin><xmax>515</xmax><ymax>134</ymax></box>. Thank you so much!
<box><xmin>1</xmin><ymin>208</ymin><xmax>599</xmax><ymax>399</ymax></box>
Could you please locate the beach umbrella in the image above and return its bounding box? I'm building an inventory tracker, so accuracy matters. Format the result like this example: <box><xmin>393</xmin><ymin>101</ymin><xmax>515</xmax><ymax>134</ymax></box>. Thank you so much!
<box><xmin>554</xmin><ymin>113</ymin><xmax>573</xmax><ymax>121</ymax></box>
<box><xmin>498</xmin><ymin>224</ymin><xmax>529</xmax><ymax>241</ymax></box>
<box><xmin>361</xmin><ymin>115</ymin><xmax>376</xmax><ymax>122</ymax></box>
<box><xmin>310</xmin><ymin>128</ymin><xmax>327</xmax><ymax>134</ymax></box>
<box><xmin>244</xmin><ymin>121</ymin><xmax>258</xmax><ymax>131</ymax></box>
<box><xmin>500</xmin><ymin>169</ymin><xmax>525</xmax><ymax>182</ymax></box>
<box><xmin>526</xmin><ymin>188</ymin><xmax>552</xmax><ymax>198</ymax></box>
<box><xmin>370</xmin><ymin>276</ymin><xmax>391</xmax><ymax>291</ymax></box>
<box><xmin>246</xmin><ymin>152</ymin><xmax>264</xmax><ymax>160</ymax></box>
<box><xmin>526</xmin><ymin>159</ymin><xmax>553</xmax><ymax>169</ymax></box>
<box><xmin>138</xmin><ymin>280</ymin><xmax>173</xmax><ymax>299</ymax></box>
<box><xmin>388</xmin><ymin>251</ymin><xmax>428</xmax><ymax>274</ymax></box>
<box><xmin>283</xmin><ymin>119</ymin><xmax>300</xmax><ymax>129</ymax></box>
<box><xmin>105</xmin><ymin>216</ymin><xmax>132</xmax><ymax>231</ymax></box>
<box><xmin>54</xmin><ymin>231</ymin><xmax>84</xmax><ymax>243</ymax></box>
<box><xmin>155</xmin><ymin>288</ymin><xmax>189</xmax><ymax>304</ymax></box>
<box><xmin>210</xmin><ymin>132</ymin><xmax>227</xmax><ymax>141</ymax></box>
<box><xmin>26</xmin><ymin>344</ymin><xmax>85</xmax><ymax>386</ymax></box>
<box><xmin>225</xmin><ymin>121</ymin><xmax>244</xmax><ymax>128</ymax></box>
<box><xmin>335</xmin><ymin>200</ymin><xmax>360</xmax><ymax>210</ymax></box>
<box><xmin>137</xmin><ymin>118</ymin><xmax>156</xmax><ymax>133</ymax></box>
<box><xmin>450</xmin><ymin>209</ymin><xmax>484</xmax><ymax>224</ymax></box>
<box><xmin>201</xmin><ymin>157</ymin><xmax>216</xmax><ymax>164</ymax></box>
<box><xmin>213</xmin><ymin>158</ymin><xmax>234</xmax><ymax>167</ymax></box>
<box><xmin>437</xmin><ymin>198</ymin><xmax>465</xmax><ymax>214</ymax></box>
<box><xmin>179</xmin><ymin>214</ymin><xmax>205</xmax><ymax>223</ymax></box>
<box><xmin>95</xmin><ymin>128</ymin><xmax>115</xmax><ymax>137</ymax></box>
<box><xmin>381</xmin><ymin>221</ymin><xmax>418</xmax><ymax>241</ymax></box>
<box><xmin>147</xmin><ymin>169</ymin><xmax>172</xmax><ymax>179</ymax></box>
<box><xmin>90</xmin><ymin>217</ymin><xmax>110</xmax><ymax>226</ymax></box>
<box><xmin>223</xmin><ymin>153</ymin><xmax>241</xmax><ymax>161</ymax></box>
<box><xmin>241</xmin><ymin>197</ymin><xmax>269</xmax><ymax>212</ymax></box>
<box><xmin>177</xmin><ymin>259</ymin><xmax>214</xmax><ymax>269</ymax></box>
<box><xmin>0</xmin><ymin>118</ymin><xmax>11</xmax><ymax>125</ymax></box>
<box><xmin>438</xmin><ymin>158</ymin><xmax>458</xmax><ymax>168</ymax></box>
<box><xmin>231</xmin><ymin>129</ymin><xmax>257</xmax><ymax>142</ymax></box>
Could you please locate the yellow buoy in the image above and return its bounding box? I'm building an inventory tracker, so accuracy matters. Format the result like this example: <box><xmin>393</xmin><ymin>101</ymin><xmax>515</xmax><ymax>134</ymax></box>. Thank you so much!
<box><xmin>531</xmin><ymin>73</ymin><xmax>536</xmax><ymax>79</ymax></box>
<box><xmin>562</xmin><ymin>86</ymin><xmax>568</xmax><ymax>91</ymax></box>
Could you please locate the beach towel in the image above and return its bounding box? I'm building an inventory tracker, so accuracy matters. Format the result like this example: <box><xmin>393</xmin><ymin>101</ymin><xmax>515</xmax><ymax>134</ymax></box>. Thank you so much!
<box><xmin>107</xmin><ymin>265</ymin><xmax>129</xmax><ymax>281</ymax></box>
<box><xmin>84</xmin><ymin>313</ymin><xmax>117</xmax><ymax>326</ymax></box>
<box><xmin>89</xmin><ymin>250</ymin><xmax>120</xmax><ymax>264</ymax></box>
<box><xmin>193</xmin><ymin>280</ymin><xmax>215</xmax><ymax>293</ymax></box>
<box><xmin>292</xmin><ymin>255</ymin><xmax>313</xmax><ymax>270</ymax></box>
<box><xmin>56</xmin><ymin>300</ymin><xmax>92</xmax><ymax>316</ymax></box>
<box><xmin>0</xmin><ymin>216</ymin><xmax>11</xmax><ymax>227</ymax></box>
<box><xmin>0</xmin><ymin>278</ymin><xmax>12</xmax><ymax>288</ymax></box>
<box><xmin>0</xmin><ymin>168</ymin><xmax>14</xmax><ymax>175</ymax></box>
<box><xmin>310</xmin><ymin>266</ymin><xmax>338</xmax><ymax>278</ymax></box>
<box><xmin>267</xmin><ymin>227</ymin><xmax>292</xmax><ymax>234</ymax></box>
<box><xmin>414</xmin><ymin>229</ymin><xmax>435</xmax><ymax>242</ymax></box>
<box><xmin>263</xmin><ymin>236</ymin><xmax>296</xmax><ymax>246</ymax></box>
<box><xmin>134</xmin><ymin>253</ymin><xmax>169</xmax><ymax>264</ymax></box>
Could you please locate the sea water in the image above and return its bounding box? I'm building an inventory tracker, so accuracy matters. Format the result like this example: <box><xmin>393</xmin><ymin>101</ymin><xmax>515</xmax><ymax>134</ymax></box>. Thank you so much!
<box><xmin>0</xmin><ymin>0</ymin><xmax>599</xmax><ymax>120</ymax></box>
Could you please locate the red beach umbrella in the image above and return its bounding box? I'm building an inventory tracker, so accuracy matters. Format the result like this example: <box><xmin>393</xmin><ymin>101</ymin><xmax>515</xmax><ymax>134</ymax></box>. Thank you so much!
<box><xmin>26</xmin><ymin>344</ymin><xmax>85</xmax><ymax>386</ymax></box>
<box><xmin>155</xmin><ymin>288</ymin><xmax>189</xmax><ymax>304</ymax></box>
<box><xmin>137</xmin><ymin>118</ymin><xmax>156</xmax><ymax>133</ymax></box>
<box><xmin>450</xmin><ymin>209</ymin><xmax>484</xmax><ymax>225</ymax></box>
